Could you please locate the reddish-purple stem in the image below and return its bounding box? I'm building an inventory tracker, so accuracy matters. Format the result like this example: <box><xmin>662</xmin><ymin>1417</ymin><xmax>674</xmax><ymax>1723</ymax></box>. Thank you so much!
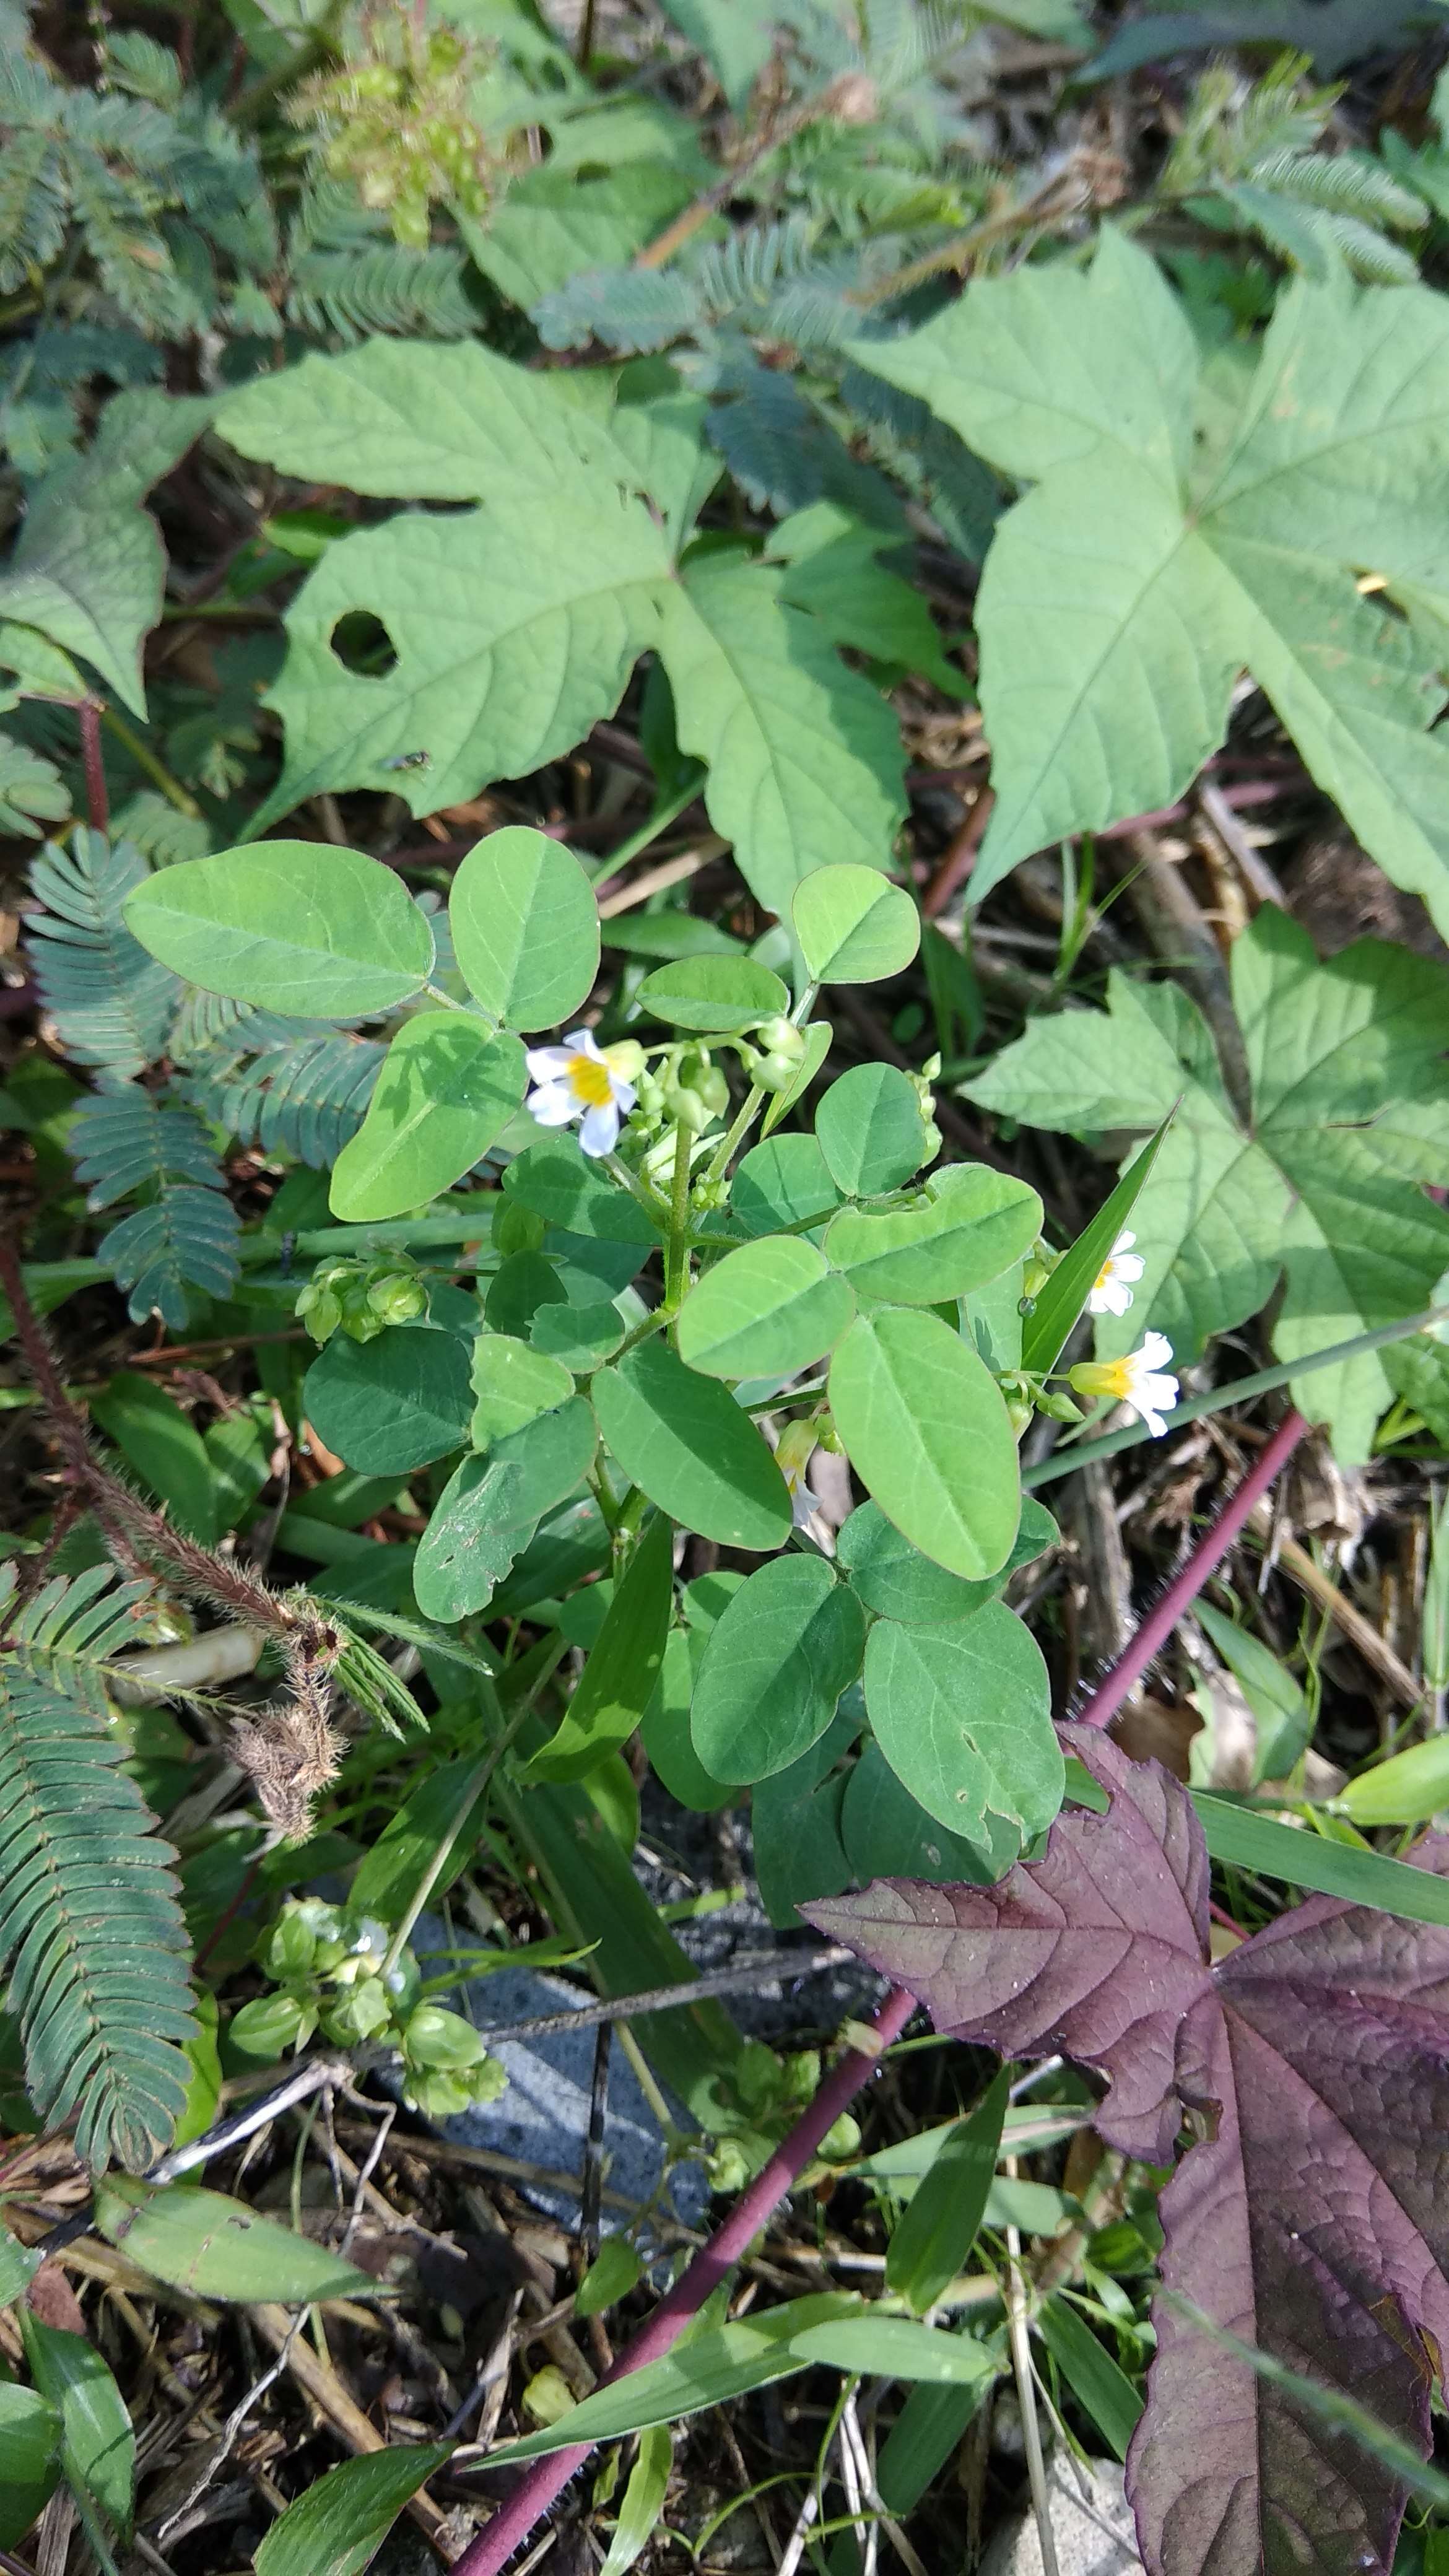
<box><xmin>76</xmin><ymin>702</ymin><xmax>108</xmax><ymax>834</ymax></box>
<box><xmin>430</xmin><ymin>1413</ymin><xmax>1311</xmax><ymax>2567</ymax></box>
<box><xmin>453</xmin><ymin>1983</ymin><xmax>916</xmax><ymax>2576</ymax></box>
<box><xmin>1074</xmin><ymin>1408</ymin><xmax>1308</xmax><ymax>1732</ymax></box>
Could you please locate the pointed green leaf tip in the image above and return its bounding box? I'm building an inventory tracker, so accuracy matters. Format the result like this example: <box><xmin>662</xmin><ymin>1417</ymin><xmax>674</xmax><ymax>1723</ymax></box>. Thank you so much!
<box><xmin>450</xmin><ymin>825</ymin><xmax>600</xmax><ymax>1032</ymax></box>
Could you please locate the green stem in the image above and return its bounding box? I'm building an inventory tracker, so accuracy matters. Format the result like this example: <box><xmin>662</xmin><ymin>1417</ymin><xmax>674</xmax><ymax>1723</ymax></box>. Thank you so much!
<box><xmin>703</xmin><ymin>1082</ymin><xmax>766</xmax><ymax>1189</ymax></box>
<box><xmin>99</xmin><ymin>707</ymin><xmax>202</xmax><ymax>820</ymax></box>
<box><xmin>1022</xmin><ymin>1304</ymin><xmax>1449</xmax><ymax>1492</ymax></box>
<box><xmin>610</xmin><ymin>1305</ymin><xmax>668</xmax><ymax>1367</ymax></box>
<box><xmin>586</xmin><ymin>775</ymin><xmax>703</xmax><ymax>895</ymax></box>
<box><xmin>664</xmin><ymin>1118</ymin><xmax>693</xmax><ymax>1308</ymax></box>
<box><xmin>604</xmin><ymin>1151</ymin><xmax>669</xmax><ymax>1225</ymax></box>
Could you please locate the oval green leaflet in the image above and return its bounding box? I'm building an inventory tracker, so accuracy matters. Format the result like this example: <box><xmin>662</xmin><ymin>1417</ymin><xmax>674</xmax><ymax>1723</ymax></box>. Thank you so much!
<box><xmin>829</xmin><ymin>1307</ymin><xmax>1020</xmax><ymax>1580</ymax></box>
<box><xmin>641</xmin><ymin>1627</ymin><xmax>736</xmax><ymax>1812</ymax></box>
<box><xmin>825</xmin><ymin>1163</ymin><xmax>1042</xmax><ymax>1307</ymax></box>
<box><xmin>1334</xmin><ymin>1734</ymin><xmax>1449</xmax><ymax>1827</ymax></box>
<box><xmin>303</xmin><ymin>1326</ymin><xmax>472</xmax><ymax>1473</ymax></box>
<box><xmin>329</xmin><ymin>1018</ymin><xmax>526</xmax><ymax>1222</ymax></box>
<box><xmin>450</xmin><ymin>825</ymin><xmax>600</xmax><ymax>1031</ymax></box>
<box><xmin>470</xmin><ymin>1331</ymin><xmax>575</xmax><ymax>1445</ymax></box>
<box><xmin>123</xmin><ymin>842</ymin><xmax>434</xmax><ymax>1016</ymax></box>
<box><xmin>816</xmin><ymin>1063</ymin><xmax>932</xmax><ymax>1198</ymax></box>
<box><xmin>842</xmin><ymin>1741</ymin><xmax>1019</xmax><ymax>1887</ymax></box>
<box><xmin>677</xmin><ymin>1235</ymin><xmax>856</xmax><ymax>1380</ymax></box>
<box><xmin>413</xmin><ymin>1455</ymin><xmax>529</xmax><ymax>1621</ymax></box>
<box><xmin>576</xmin><ymin>2235</ymin><xmax>645</xmax><ymax>2317</ymax></box>
<box><xmin>504</xmin><ymin>1133</ymin><xmax>662</xmax><ymax>1244</ymax></box>
<box><xmin>635</xmin><ymin>955</ymin><xmax>789</xmax><ymax>1032</ymax></box>
<box><xmin>731</xmin><ymin>1131</ymin><xmax>840</xmax><ymax>1236</ymax></box>
<box><xmin>690</xmin><ymin>1555</ymin><xmax>867</xmax><ymax>1783</ymax></box>
<box><xmin>863</xmin><ymin>1602</ymin><xmax>1061</xmax><ymax>1843</ymax></box>
<box><xmin>591</xmin><ymin>1339</ymin><xmax>791</xmax><ymax>1551</ymax></box>
<box><xmin>415</xmin><ymin>1398</ymin><xmax>598</xmax><ymax>1621</ymax></box>
<box><xmin>792</xmin><ymin>863</ymin><xmax>920</xmax><ymax>985</ymax></box>
<box><xmin>838</xmin><ymin>1494</ymin><xmax>1060</xmax><ymax>1626</ymax></box>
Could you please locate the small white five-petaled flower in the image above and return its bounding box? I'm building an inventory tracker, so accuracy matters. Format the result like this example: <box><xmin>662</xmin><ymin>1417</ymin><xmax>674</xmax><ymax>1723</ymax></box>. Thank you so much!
<box><xmin>1069</xmin><ymin>1331</ymin><xmax>1180</xmax><ymax>1438</ymax></box>
<box><xmin>524</xmin><ymin>1030</ymin><xmax>637</xmax><ymax>1159</ymax></box>
<box><xmin>1086</xmin><ymin>1228</ymin><xmax>1145</xmax><ymax>1319</ymax></box>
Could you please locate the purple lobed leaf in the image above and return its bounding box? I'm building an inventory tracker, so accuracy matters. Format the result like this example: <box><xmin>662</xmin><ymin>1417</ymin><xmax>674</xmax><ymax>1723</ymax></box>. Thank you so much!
<box><xmin>804</xmin><ymin>1725</ymin><xmax>1449</xmax><ymax>2576</ymax></box>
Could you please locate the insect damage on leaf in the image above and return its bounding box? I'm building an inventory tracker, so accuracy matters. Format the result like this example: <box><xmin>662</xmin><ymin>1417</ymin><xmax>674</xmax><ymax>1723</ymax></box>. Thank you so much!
<box><xmin>804</xmin><ymin>1726</ymin><xmax>1449</xmax><ymax>2576</ymax></box>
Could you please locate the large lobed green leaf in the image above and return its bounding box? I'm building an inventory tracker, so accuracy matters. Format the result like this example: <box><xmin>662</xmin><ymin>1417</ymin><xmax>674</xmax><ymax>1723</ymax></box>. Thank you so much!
<box><xmin>966</xmin><ymin>905</ymin><xmax>1449</xmax><ymax>1456</ymax></box>
<box><xmin>215</xmin><ymin>338</ymin><xmax>906</xmax><ymax>905</ymax></box>
<box><xmin>850</xmin><ymin>233</ymin><xmax>1449</xmax><ymax>935</ymax></box>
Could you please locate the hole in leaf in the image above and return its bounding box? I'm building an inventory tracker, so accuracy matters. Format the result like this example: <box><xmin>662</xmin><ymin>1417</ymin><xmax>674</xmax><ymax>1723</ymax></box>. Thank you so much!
<box><xmin>329</xmin><ymin>611</ymin><xmax>398</xmax><ymax>676</ymax></box>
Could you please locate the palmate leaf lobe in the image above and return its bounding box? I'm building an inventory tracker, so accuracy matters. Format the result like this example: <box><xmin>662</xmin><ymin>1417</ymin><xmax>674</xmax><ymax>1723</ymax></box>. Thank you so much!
<box><xmin>805</xmin><ymin>1726</ymin><xmax>1449</xmax><ymax>2576</ymax></box>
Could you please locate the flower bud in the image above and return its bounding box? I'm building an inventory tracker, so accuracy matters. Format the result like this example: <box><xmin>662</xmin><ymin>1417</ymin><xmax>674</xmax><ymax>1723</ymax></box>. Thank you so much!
<box><xmin>262</xmin><ymin>1907</ymin><xmax>316</xmax><ymax>1982</ymax></box>
<box><xmin>326</xmin><ymin>1976</ymin><xmax>393</xmax><ymax>2041</ymax></box>
<box><xmin>404</xmin><ymin>2004</ymin><xmax>489</xmax><ymax>2072</ymax></box>
<box><xmin>603</xmin><ymin>1038</ymin><xmax>645</xmax><ymax>1084</ymax></box>
<box><xmin>753</xmin><ymin>1050</ymin><xmax>801</xmax><ymax>1095</ymax></box>
<box><xmin>297</xmin><ymin>1288</ymin><xmax>341</xmax><ymax>1344</ymax></box>
<box><xmin>707</xmin><ymin>2136</ymin><xmax>752</xmax><ymax>2194</ymax></box>
<box><xmin>366</xmin><ymin>1271</ymin><xmax>427</xmax><ymax>1326</ymax></box>
<box><xmin>755</xmin><ymin>1016</ymin><xmax>806</xmax><ymax>1063</ymax></box>
<box><xmin>819</xmin><ymin>2112</ymin><xmax>862</xmax><ymax>2160</ymax></box>
<box><xmin>663</xmin><ymin>1082</ymin><xmax>713</xmax><ymax>1136</ymax></box>
<box><xmin>228</xmin><ymin>1993</ymin><xmax>313</xmax><ymax>2059</ymax></box>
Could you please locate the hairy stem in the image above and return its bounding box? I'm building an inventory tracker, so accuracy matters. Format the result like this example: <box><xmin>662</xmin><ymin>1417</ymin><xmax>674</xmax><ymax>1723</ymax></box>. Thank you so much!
<box><xmin>1074</xmin><ymin>1409</ymin><xmax>1308</xmax><ymax>1733</ymax></box>
<box><xmin>0</xmin><ymin>1237</ymin><xmax>326</xmax><ymax>1654</ymax></box>
<box><xmin>76</xmin><ymin>702</ymin><xmax>108</xmax><ymax>834</ymax></box>
<box><xmin>449</xmin><ymin>1984</ymin><xmax>915</xmax><ymax>2576</ymax></box>
<box><xmin>99</xmin><ymin>707</ymin><xmax>202</xmax><ymax>819</ymax></box>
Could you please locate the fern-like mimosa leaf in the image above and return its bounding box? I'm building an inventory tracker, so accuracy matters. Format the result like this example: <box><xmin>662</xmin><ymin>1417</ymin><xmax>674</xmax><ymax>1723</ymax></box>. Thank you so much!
<box><xmin>0</xmin><ymin>1672</ymin><xmax>194</xmax><ymax>2170</ymax></box>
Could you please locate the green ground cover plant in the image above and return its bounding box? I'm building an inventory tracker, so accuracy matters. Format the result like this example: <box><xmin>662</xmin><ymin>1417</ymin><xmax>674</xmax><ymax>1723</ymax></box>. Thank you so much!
<box><xmin>7</xmin><ymin>6</ymin><xmax>1449</xmax><ymax>2574</ymax></box>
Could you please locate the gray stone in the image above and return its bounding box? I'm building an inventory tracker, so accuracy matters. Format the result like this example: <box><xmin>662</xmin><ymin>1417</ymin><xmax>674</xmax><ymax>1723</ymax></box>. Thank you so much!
<box><xmin>412</xmin><ymin>1927</ymin><xmax>710</xmax><ymax>2236</ymax></box>
<box><xmin>979</xmin><ymin>2455</ymin><xmax>1143</xmax><ymax>2576</ymax></box>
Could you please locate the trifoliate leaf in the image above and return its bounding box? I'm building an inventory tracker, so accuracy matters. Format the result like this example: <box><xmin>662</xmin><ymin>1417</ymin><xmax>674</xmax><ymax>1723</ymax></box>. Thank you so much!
<box><xmin>851</xmin><ymin>234</ymin><xmax>1449</xmax><ymax>935</ymax></box>
<box><xmin>965</xmin><ymin>905</ymin><xmax>1449</xmax><ymax>1458</ymax></box>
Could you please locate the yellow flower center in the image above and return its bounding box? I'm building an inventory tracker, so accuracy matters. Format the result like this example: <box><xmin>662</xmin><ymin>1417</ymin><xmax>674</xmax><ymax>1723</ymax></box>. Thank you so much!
<box><xmin>1092</xmin><ymin>1255</ymin><xmax>1114</xmax><ymax>1293</ymax></box>
<box><xmin>567</xmin><ymin>1053</ymin><xmax>614</xmax><ymax>1109</ymax></box>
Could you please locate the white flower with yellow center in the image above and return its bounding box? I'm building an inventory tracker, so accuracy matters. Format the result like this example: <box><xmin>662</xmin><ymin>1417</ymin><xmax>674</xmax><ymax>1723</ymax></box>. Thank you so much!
<box><xmin>1069</xmin><ymin>1331</ymin><xmax>1180</xmax><ymax>1438</ymax></box>
<box><xmin>1087</xmin><ymin>1228</ymin><xmax>1145</xmax><ymax>1319</ymax></box>
<box><xmin>524</xmin><ymin>1029</ymin><xmax>638</xmax><ymax>1159</ymax></box>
